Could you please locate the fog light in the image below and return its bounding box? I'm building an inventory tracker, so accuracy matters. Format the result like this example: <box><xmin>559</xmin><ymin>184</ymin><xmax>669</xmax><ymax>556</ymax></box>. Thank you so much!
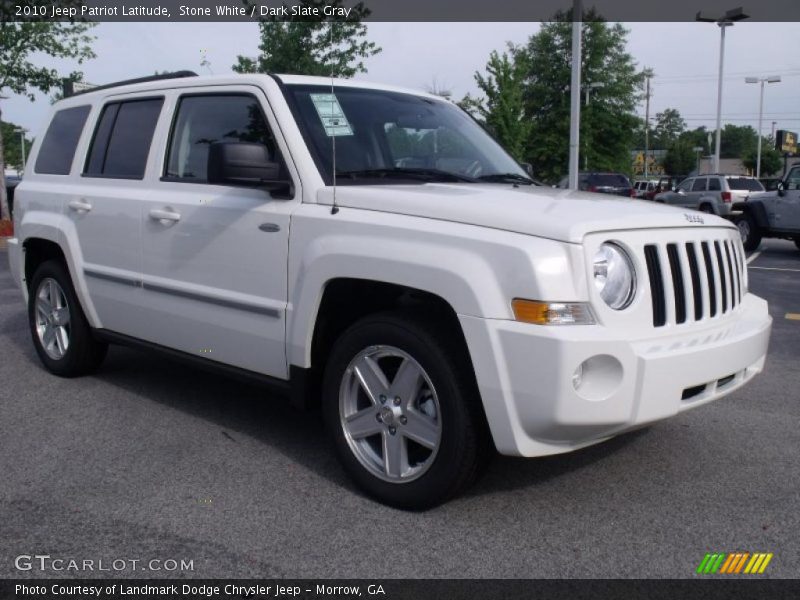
<box><xmin>571</xmin><ymin>355</ymin><xmax>624</xmax><ymax>402</ymax></box>
<box><xmin>572</xmin><ymin>363</ymin><xmax>584</xmax><ymax>390</ymax></box>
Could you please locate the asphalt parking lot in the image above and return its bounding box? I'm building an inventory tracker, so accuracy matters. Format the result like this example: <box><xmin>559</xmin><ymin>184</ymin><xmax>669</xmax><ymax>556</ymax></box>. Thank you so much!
<box><xmin>1</xmin><ymin>239</ymin><xmax>798</xmax><ymax>579</ymax></box>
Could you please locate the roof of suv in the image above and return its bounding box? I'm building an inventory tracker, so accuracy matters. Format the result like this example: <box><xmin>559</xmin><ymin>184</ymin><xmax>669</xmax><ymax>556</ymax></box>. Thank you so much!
<box><xmin>58</xmin><ymin>72</ymin><xmax>448</xmax><ymax>106</ymax></box>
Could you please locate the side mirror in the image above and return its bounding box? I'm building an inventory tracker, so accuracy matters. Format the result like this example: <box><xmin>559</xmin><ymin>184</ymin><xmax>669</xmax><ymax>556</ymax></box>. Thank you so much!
<box><xmin>519</xmin><ymin>162</ymin><xmax>534</xmax><ymax>177</ymax></box>
<box><xmin>777</xmin><ymin>181</ymin><xmax>786</xmax><ymax>196</ymax></box>
<box><xmin>207</xmin><ymin>142</ymin><xmax>290</xmax><ymax>192</ymax></box>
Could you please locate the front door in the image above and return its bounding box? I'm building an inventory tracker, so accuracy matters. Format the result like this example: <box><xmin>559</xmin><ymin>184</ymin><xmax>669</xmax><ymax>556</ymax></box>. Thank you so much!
<box><xmin>777</xmin><ymin>166</ymin><xmax>800</xmax><ymax>231</ymax></box>
<box><xmin>137</xmin><ymin>88</ymin><xmax>297</xmax><ymax>379</ymax></box>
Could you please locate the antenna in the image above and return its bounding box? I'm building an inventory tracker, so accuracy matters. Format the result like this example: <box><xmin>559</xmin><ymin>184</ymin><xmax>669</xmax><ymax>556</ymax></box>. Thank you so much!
<box><xmin>329</xmin><ymin>19</ymin><xmax>339</xmax><ymax>215</ymax></box>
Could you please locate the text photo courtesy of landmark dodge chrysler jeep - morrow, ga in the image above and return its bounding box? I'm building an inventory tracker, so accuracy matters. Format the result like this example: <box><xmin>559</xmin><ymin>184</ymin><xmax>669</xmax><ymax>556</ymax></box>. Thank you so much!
<box><xmin>7</xmin><ymin>72</ymin><xmax>772</xmax><ymax>509</ymax></box>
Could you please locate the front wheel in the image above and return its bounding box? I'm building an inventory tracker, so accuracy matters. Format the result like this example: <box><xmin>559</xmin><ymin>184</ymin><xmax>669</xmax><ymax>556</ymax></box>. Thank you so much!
<box><xmin>322</xmin><ymin>312</ymin><xmax>491</xmax><ymax>509</ymax></box>
<box><xmin>737</xmin><ymin>214</ymin><xmax>762</xmax><ymax>252</ymax></box>
<box><xmin>28</xmin><ymin>260</ymin><xmax>107</xmax><ymax>376</ymax></box>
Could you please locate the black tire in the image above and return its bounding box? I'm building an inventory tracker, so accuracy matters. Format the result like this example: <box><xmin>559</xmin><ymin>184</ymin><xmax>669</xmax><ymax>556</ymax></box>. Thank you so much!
<box><xmin>737</xmin><ymin>213</ymin><xmax>762</xmax><ymax>252</ymax></box>
<box><xmin>28</xmin><ymin>260</ymin><xmax>108</xmax><ymax>377</ymax></box>
<box><xmin>699</xmin><ymin>204</ymin><xmax>714</xmax><ymax>214</ymax></box>
<box><xmin>322</xmin><ymin>312</ymin><xmax>492</xmax><ymax>510</ymax></box>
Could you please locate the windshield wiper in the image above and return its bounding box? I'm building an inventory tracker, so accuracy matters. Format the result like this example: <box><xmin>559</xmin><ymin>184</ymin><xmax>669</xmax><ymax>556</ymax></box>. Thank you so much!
<box><xmin>336</xmin><ymin>168</ymin><xmax>477</xmax><ymax>183</ymax></box>
<box><xmin>476</xmin><ymin>173</ymin><xmax>537</xmax><ymax>185</ymax></box>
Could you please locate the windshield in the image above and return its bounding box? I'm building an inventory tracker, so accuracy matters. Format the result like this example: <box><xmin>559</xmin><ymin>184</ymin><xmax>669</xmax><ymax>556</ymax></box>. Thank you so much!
<box><xmin>283</xmin><ymin>84</ymin><xmax>532</xmax><ymax>185</ymax></box>
<box><xmin>726</xmin><ymin>177</ymin><xmax>764</xmax><ymax>192</ymax></box>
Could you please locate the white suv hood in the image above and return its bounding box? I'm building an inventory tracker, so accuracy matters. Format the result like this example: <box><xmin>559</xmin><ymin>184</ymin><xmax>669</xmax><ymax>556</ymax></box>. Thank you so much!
<box><xmin>316</xmin><ymin>183</ymin><xmax>735</xmax><ymax>244</ymax></box>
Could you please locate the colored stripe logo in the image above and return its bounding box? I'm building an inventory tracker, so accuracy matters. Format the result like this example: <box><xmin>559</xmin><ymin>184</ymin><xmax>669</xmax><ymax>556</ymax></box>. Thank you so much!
<box><xmin>696</xmin><ymin>552</ymin><xmax>773</xmax><ymax>574</ymax></box>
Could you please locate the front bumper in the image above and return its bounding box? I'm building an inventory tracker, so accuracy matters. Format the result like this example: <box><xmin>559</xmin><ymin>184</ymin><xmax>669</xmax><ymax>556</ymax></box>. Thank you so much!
<box><xmin>460</xmin><ymin>293</ymin><xmax>772</xmax><ymax>457</ymax></box>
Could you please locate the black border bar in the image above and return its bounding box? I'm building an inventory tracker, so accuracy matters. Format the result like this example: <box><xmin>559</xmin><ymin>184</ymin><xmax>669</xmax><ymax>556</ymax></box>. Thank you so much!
<box><xmin>5</xmin><ymin>0</ymin><xmax>800</xmax><ymax>22</ymax></box>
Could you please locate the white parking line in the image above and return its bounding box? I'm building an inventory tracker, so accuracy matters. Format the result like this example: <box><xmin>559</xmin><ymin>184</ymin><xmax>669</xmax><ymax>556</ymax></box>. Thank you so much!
<box><xmin>747</xmin><ymin>250</ymin><xmax>763</xmax><ymax>265</ymax></box>
<box><xmin>749</xmin><ymin>266</ymin><xmax>800</xmax><ymax>272</ymax></box>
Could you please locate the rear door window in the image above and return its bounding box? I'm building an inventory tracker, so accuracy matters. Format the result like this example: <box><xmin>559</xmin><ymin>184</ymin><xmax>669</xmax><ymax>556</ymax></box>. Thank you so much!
<box><xmin>726</xmin><ymin>177</ymin><xmax>764</xmax><ymax>192</ymax></box>
<box><xmin>708</xmin><ymin>178</ymin><xmax>721</xmax><ymax>191</ymax></box>
<box><xmin>35</xmin><ymin>105</ymin><xmax>91</xmax><ymax>175</ymax></box>
<box><xmin>691</xmin><ymin>178</ymin><xmax>707</xmax><ymax>192</ymax></box>
<box><xmin>85</xmin><ymin>98</ymin><xmax>164</xmax><ymax>179</ymax></box>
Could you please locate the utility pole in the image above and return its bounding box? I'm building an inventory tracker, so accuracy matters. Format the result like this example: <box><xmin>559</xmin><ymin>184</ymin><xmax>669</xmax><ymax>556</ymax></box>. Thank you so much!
<box><xmin>771</xmin><ymin>121</ymin><xmax>777</xmax><ymax>139</ymax></box>
<box><xmin>644</xmin><ymin>70</ymin><xmax>652</xmax><ymax>179</ymax></box>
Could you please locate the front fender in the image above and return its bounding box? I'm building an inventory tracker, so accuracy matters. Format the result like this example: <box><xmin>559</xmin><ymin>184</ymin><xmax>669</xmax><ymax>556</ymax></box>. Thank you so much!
<box><xmin>286</xmin><ymin>205</ymin><xmax>588</xmax><ymax>368</ymax></box>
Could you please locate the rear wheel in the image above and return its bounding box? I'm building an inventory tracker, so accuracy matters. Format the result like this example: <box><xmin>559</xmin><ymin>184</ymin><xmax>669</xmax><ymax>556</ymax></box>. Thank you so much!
<box><xmin>322</xmin><ymin>312</ymin><xmax>491</xmax><ymax>509</ymax></box>
<box><xmin>737</xmin><ymin>213</ymin><xmax>762</xmax><ymax>252</ymax></box>
<box><xmin>28</xmin><ymin>260</ymin><xmax>107</xmax><ymax>376</ymax></box>
<box><xmin>699</xmin><ymin>204</ymin><xmax>714</xmax><ymax>214</ymax></box>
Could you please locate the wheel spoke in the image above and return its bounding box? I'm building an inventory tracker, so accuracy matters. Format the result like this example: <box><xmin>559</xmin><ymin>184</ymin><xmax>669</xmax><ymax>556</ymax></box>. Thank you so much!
<box><xmin>36</xmin><ymin>303</ymin><xmax>51</xmax><ymax>322</ymax></box>
<box><xmin>344</xmin><ymin>407</ymin><xmax>383</xmax><ymax>439</ymax></box>
<box><xmin>48</xmin><ymin>280</ymin><xmax>59</xmax><ymax>308</ymax></box>
<box><xmin>390</xmin><ymin>358</ymin><xmax>423</xmax><ymax>406</ymax></box>
<box><xmin>382</xmin><ymin>430</ymin><xmax>407</xmax><ymax>478</ymax></box>
<box><xmin>55</xmin><ymin>327</ymin><xmax>69</xmax><ymax>355</ymax></box>
<box><xmin>403</xmin><ymin>409</ymin><xmax>439</xmax><ymax>449</ymax></box>
<box><xmin>42</xmin><ymin>325</ymin><xmax>56</xmax><ymax>350</ymax></box>
<box><xmin>353</xmin><ymin>355</ymin><xmax>389</xmax><ymax>406</ymax></box>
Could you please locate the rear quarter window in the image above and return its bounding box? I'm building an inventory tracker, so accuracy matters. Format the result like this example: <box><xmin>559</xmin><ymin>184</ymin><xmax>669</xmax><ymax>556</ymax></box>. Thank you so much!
<box><xmin>34</xmin><ymin>105</ymin><xmax>91</xmax><ymax>175</ymax></box>
<box><xmin>726</xmin><ymin>177</ymin><xmax>764</xmax><ymax>192</ymax></box>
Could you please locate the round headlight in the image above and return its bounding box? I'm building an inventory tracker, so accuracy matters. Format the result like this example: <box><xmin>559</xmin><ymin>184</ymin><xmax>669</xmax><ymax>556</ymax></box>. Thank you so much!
<box><xmin>593</xmin><ymin>243</ymin><xmax>636</xmax><ymax>310</ymax></box>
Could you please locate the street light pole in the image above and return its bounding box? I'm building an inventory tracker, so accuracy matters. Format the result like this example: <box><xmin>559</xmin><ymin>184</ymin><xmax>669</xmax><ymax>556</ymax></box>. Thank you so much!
<box><xmin>567</xmin><ymin>0</ymin><xmax>582</xmax><ymax>190</ymax></box>
<box><xmin>697</xmin><ymin>7</ymin><xmax>750</xmax><ymax>174</ymax></box>
<box><xmin>745</xmin><ymin>75</ymin><xmax>781</xmax><ymax>178</ymax></box>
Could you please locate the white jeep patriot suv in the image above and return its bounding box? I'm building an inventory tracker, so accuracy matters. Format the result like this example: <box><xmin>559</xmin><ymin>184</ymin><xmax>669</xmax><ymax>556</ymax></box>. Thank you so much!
<box><xmin>8</xmin><ymin>72</ymin><xmax>772</xmax><ymax>508</ymax></box>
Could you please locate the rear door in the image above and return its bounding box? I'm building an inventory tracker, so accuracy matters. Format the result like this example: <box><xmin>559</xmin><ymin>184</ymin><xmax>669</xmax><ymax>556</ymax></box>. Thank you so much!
<box><xmin>136</xmin><ymin>87</ymin><xmax>297</xmax><ymax>378</ymax></box>
<box><xmin>688</xmin><ymin>177</ymin><xmax>707</xmax><ymax>209</ymax></box>
<box><xmin>67</xmin><ymin>96</ymin><xmax>164</xmax><ymax>333</ymax></box>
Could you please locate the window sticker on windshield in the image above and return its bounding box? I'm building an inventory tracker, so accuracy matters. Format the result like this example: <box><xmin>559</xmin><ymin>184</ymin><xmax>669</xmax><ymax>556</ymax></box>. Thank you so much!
<box><xmin>310</xmin><ymin>93</ymin><xmax>354</xmax><ymax>137</ymax></box>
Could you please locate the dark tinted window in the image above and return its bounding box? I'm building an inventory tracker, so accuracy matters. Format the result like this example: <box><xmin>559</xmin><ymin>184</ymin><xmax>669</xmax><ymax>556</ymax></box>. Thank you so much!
<box><xmin>35</xmin><ymin>106</ymin><xmax>91</xmax><ymax>175</ymax></box>
<box><xmin>708</xmin><ymin>177</ymin><xmax>721</xmax><ymax>191</ymax></box>
<box><xmin>691</xmin><ymin>178</ymin><xmax>707</xmax><ymax>191</ymax></box>
<box><xmin>85</xmin><ymin>98</ymin><xmax>163</xmax><ymax>179</ymax></box>
<box><xmin>166</xmin><ymin>95</ymin><xmax>278</xmax><ymax>182</ymax></box>
<box><xmin>588</xmin><ymin>174</ymin><xmax>630</xmax><ymax>187</ymax></box>
<box><xmin>726</xmin><ymin>177</ymin><xmax>764</xmax><ymax>192</ymax></box>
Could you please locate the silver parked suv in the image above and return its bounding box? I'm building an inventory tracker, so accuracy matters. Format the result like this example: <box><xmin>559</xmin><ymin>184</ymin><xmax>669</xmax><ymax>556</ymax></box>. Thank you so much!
<box><xmin>654</xmin><ymin>174</ymin><xmax>765</xmax><ymax>216</ymax></box>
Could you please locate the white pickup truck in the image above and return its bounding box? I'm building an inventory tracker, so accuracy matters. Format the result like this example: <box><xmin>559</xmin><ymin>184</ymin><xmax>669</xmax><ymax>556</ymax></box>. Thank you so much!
<box><xmin>8</xmin><ymin>72</ymin><xmax>772</xmax><ymax>508</ymax></box>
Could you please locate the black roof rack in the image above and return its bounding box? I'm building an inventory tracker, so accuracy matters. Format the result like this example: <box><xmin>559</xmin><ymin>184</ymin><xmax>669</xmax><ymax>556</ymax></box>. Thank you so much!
<box><xmin>64</xmin><ymin>71</ymin><xmax>198</xmax><ymax>98</ymax></box>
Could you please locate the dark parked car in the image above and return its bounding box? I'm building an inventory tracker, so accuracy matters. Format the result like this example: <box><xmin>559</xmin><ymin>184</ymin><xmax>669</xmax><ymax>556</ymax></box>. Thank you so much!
<box><xmin>4</xmin><ymin>175</ymin><xmax>20</xmax><ymax>218</ymax></box>
<box><xmin>557</xmin><ymin>172</ymin><xmax>635</xmax><ymax>197</ymax></box>
<box><xmin>759</xmin><ymin>177</ymin><xmax>781</xmax><ymax>192</ymax></box>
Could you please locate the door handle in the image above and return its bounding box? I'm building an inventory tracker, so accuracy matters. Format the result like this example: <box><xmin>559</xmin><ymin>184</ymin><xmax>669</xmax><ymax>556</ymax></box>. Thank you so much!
<box><xmin>68</xmin><ymin>199</ymin><xmax>93</xmax><ymax>212</ymax></box>
<box><xmin>149</xmin><ymin>208</ymin><xmax>181</xmax><ymax>223</ymax></box>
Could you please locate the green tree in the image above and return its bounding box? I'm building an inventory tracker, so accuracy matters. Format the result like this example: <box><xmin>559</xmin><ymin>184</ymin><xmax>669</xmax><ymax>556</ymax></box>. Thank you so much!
<box><xmin>516</xmin><ymin>9</ymin><xmax>645</xmax><ymax>182</ymax></box>
<box><xmin>470</xmin><ymin>47</ymin><xmax>531</xmax><ymax>162</ymax></box>
<box><xmin>0</xmin><ymin>9</ymin><xmax>96</xmax><ymax>220</ymax></box>
<box><xmin>2</xmin><ymin>121</ymin><xmax>33</xmax><ymax>172</ymax></box>
<box><xmin>720</xmin><ymin>124</ymin><xmax>757</xmax><ymax>159</ymax></box>
<box><xmin>742</xmin><ymin>138</ymin><xmax>783</xmax><ymax>176</ymax></box>
<box><xmin>679</xmin><ymin>126</ymin><xmax>712</xmax><ymax>155</ymax></box>
<box><xmin>233</xmin><ymin>0</ymin><xmax>380</xmax><ymax>77</ymax></box>
<box><xmin>653</xmin><ymin>108</ymin><xmax>685</xmax><ymax>149</ymax></box>
<box><xmin>663</xmin><ymin>139</ymin><xmax>696</xmax><ymax>176</ymax></box>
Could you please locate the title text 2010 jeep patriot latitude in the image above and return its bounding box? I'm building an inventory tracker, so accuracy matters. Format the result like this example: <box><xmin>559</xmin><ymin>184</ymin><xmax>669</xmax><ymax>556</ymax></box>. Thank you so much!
<box><xmin>8</xmin><ymin>72</ymin><xmax>772</xmax><ymax>508</ymax></box>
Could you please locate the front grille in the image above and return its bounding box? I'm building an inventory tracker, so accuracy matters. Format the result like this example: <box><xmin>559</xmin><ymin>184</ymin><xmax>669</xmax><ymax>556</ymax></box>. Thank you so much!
<box><xmin>643</xmin><ymin>234</ymin><xmax>745</xmax><ymax>327</ymax></box>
